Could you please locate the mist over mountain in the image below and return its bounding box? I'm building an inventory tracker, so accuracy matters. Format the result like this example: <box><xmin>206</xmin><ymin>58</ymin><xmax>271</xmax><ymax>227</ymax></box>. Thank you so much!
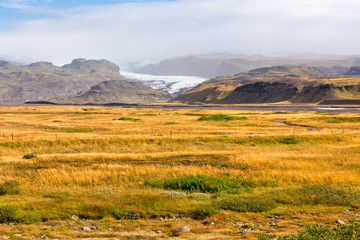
<box><xmin>136</xmin><ymin>54</ymin><xmax>360</xmax><ymax>78</ymax></box>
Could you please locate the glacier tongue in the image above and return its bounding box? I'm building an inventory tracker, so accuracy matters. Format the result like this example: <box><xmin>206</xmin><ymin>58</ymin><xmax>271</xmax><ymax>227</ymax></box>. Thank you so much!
<box><xmin>121</xmin><ymin>71</ymin><xmax>207</xmax><ymax>94</ymax></box>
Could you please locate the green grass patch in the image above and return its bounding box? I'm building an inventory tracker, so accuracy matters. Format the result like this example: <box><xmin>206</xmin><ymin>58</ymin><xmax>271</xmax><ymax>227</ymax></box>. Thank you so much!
<box><xmin>217</xmin><ymin>196</ymin><xmax>277</xmax><ymax>212</ymax></box>
<box><xmin>198</xmin><ymin>114</ymin><xmax>248</xmax><ymax>121</ymax></box>
<box><xmin>0</xmin><ymin>206</ymin><xmax>17</xmax><ymax>223</ymax></box>
<box><xmin>279</xmin><ymin>136</ymin><xmax>299</xmax><ymax>144</ymax></box>
<box><xmin>23</xmin><ymin>153</ymin><xmax>37</xmax><ymax>159</ymax></box>
<box><xmin>145</xmin><ymin>175</ymin><xmax>255</xmax><ymax>194</ymax></box>
<box><xmin>52</xmin><ymin>120</ymin><xmax>62</xmax><ymax>122</ymax></box>
<box><xmin>140</xmin><ymin>113</ymin><xmax>158</xmax><ymax>116</ymax></box>
<box><xmin>259</xmin><ymin>222</ymin><xmax>360</xmax><ymax>240</ymax></box>
<box><xmin>51</xmin><ymin>128</ymin><xmax>94</xmax><ymax>133</ymax></box>
<box><xmin>192</xmin><ymin>204</ymin><xmax>220</xmax><ymax>219</ymax></box>
<box><xmin>113</xmin><ymin>117</ymin><xmax>141</xmax><ymax>121</ymax></box>
<box><xmin>43</xmin><ymin>191</ymin><xmax>71</xmax><ymax>199</ymax></box>
<box><xmin>266</xmin><ymin>184</ymin><xmax>360</xmax><ymax>206</ymax></box>
<box><xmin>164</xmin><ymin>122</ymin><xmax>178</xmax><ymax>125</ymax></box>
<box><xmin>328</xmin><ymin>119</ymin><xmax>342</xmax><ymax>123</ymax></box>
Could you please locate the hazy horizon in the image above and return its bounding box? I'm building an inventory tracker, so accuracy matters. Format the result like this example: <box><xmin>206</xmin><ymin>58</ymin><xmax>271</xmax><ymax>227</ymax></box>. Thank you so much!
<box><xmin>1</xmin><ymin>0</ymin><xmax>360</xmax><ymax>66</ymax></box>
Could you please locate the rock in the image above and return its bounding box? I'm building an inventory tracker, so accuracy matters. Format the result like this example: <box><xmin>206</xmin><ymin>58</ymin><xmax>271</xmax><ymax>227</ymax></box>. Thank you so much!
<box><xmin>0</xmin><ymin>236</ymin><xmax>9</xmax><ymax>239</ymax></box>
<box><xmin>209</xmin><ymin>222</ymin><xmax>215</xmax><ymax>225</ymax></box>
<box><xmin>83</xmin><ymin>226</ymin><xmax>91</xmax><ymax>231</ymax></box>
<box><xmin>13</xmin><ymin>234</ymin><xmax>22</xmax><ymax>237</ymax></box>
<box><xmin>335</xmin><ymin>220</ymin><xmax>346</xmax><ymax>225</ymax></box>
<box><xmin>71</xmin><ymin>215</ymin><xmax>79</xmax><ymax>221</ymax></box>
<box><xmin>156</xmin><ymin>230</ymin><xmax>162</xmax><ymax>234</ymax></box>
<box><xmin>171</xmin><ymin>225</ymin><xmax>190</xmax><ymax>234</ymax></box>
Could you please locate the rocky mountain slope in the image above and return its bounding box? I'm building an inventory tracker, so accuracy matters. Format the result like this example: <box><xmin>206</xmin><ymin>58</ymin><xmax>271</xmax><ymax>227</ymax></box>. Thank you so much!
<box><xmin>174</xmin><ymin>65</ymin><xmax>360</xmax><ymax>104</ymax></box>
<box><xmin>136</xmin><ymin>54</ymin><xmax>360</xmax><ymax>78</ymax></box>
<box><xmin>44</xmin><ymin>80</ymin><xmax>172</xmax><ymax>104</ymax></box>
<box><xmin>0</xmin><ymin>58</ymin><xmax>122</xmax><ymax>103</ymax></box>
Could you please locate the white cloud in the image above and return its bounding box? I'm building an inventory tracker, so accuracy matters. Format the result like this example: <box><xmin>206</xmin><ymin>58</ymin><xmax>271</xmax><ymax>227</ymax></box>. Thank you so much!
<box><xmin>0</xmin><ymin>0</ymin><xmax>360</xmax><ymax>65</ymax></box>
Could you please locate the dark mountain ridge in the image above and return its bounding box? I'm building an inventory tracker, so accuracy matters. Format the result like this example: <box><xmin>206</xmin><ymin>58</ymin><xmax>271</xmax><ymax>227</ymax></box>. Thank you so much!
<box><xmin>174</xmin><ymin>65</ymin><xmax>360</xmax><ymax>104</ymax></box>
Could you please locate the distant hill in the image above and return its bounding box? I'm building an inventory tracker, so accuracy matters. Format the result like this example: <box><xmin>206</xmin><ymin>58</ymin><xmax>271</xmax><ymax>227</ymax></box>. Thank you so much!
<box><xmin>174</xmin><ymin>65</ymin><xmax>360</xmax><ymax>104</ymax></box>
<box><xmin>44</xmin><ymin>80</ymin><xmax>172</xmax><ymax>104</ymax></box>
<box><xmin>136</xmin><ymin>54</ymin><xmax>360</xmax><ymax>78</ymax></box>
<box><xmin>345</xmin><ymin>66</ymin><xmax>360</xmax><ymax>75</ymax></box>
<box><xmin>0</xmin><ymin>58</ymin><xmax>122</xmax><ymax>103</ymax></box>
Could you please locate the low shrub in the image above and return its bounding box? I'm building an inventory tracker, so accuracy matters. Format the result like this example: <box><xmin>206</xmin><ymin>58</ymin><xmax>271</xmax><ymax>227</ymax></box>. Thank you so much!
<box><xmin>23</xmin><ymin>153</ymin><xmax>37</xmax><ymax>159</ymax></box>
<box><xmin>0</xmin><ymin>180</ymin><xmax>21</xmax><ymax>195</ymax></box>
<box><xmin>198</xmin><ymin>115</ymin><xmax>248</xmax><ymax>121</ymax></box>
<box><xmin>217</xmin><ymin>196</ymin><xmax>277</xmax><ymax>212</ymax></box>
<box><xmin>279</xmin><ymin>136</ymin><xmax>299</xmax><ymax>144</ymax></box>
<box><xmin>0</xmin><ymin>206</ymin><xmax>17</xmax><ymax>223</ymax></box>
<box><xmin>19</xmin><ymin>213</ymin><xmax>40</xmax><ymax>224</ymax></box>
<box><xmin>164</xmin><ymin>122</ymin><xmax>178</xmax><ymax>125</ymax></box>
<box><xmin>193</xmin><ymin>204</ymin><xmax>220</xmax><ymax>219</ymax></box>
<box><xmin>114</xmin><ymin>117</ymin><xmax>140</xmax><ymax>121</ymax></box>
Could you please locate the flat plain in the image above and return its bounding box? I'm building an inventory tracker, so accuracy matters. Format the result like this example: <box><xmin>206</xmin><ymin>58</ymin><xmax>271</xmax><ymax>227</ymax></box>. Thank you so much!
<box><xmin>0</xmin><ymin>105</ymin><xmax>360</xmax><ymax>239</ymax></box>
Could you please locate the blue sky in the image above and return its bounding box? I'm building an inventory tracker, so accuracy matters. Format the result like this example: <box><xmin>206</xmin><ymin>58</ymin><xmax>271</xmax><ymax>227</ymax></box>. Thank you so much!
<box><xmin>0</xmin><ymin>0</ymin><xmax>168</xmax><ymax>29</ymax></box>
<box><xmin>0</xmin><ymin>0</ymin><xmax>360</xmax><ymax>65</ymax></box>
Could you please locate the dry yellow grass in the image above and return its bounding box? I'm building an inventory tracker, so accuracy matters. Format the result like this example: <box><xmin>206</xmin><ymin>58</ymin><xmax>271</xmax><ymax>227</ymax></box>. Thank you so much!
<box><xmin>0</xmin><ymin>105</ymin><xmax>360</xmax><ymax>239</ymax></box>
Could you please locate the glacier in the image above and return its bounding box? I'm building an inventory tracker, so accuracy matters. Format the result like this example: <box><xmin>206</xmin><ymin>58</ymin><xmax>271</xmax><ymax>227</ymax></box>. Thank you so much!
<box><xmin>121</xmin><ymin>71</ymin><xmax>208</xmax><ymax>94</ymax></box>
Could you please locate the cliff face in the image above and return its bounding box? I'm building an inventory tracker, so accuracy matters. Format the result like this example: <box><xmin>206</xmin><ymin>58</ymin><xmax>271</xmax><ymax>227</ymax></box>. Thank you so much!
<box><xmin>0</xmin><ymin>58</ymin><xmax>122</xmax><ymax>103</ymax></box>
<box><xmin>174</xmin><ymin>65</ymin><xmax>360</xmax><ymax>104</ymax></box>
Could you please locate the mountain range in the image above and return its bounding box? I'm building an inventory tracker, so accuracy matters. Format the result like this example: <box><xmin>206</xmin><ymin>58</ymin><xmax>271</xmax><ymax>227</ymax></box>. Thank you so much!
<box><xmin>136</xmin><ymin>54</ymin><xmax>360</xmax><ymax>78</ymax></box>
<box><xmin>174</xmin><ymin>65</ymin><xmax>360</xmax><ymax>104</ymax></box>
<box><xmin>2</xmin><ymin>57</ymin><xmax>360</xmax><ymax>105</ymax></box>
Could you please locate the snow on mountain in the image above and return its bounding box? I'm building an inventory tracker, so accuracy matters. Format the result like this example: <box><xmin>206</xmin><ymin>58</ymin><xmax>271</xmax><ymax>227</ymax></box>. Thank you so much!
<box><xmin>121</xmin><ymin>71</ymin><xmax>207</xmax><ymax>94</ymax></box>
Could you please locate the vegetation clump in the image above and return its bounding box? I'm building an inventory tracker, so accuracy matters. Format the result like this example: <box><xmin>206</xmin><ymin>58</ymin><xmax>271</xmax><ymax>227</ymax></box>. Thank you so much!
<box><xmin>327</xmin><ymin>119</ymin><xmax>342</xmax><ymax>123</ymax></box>
<box><xmin>145</xmin><ymin>175</ymin><xmax>255</xmax><ymax>194</ymax></box>
<box><xmin>259</xmin><ymin>222</ymin><xmax>360</xmax><ymax>240</ymax></box>
<box><xmin>0</xmin><ymin>206</ymin><xmax>17</xmax><ymax>223</ymax></box>
<box><xmin>0</xmin><ymin>180</ymin><xmax>21</xmax><ymax>195</ymax></box>
<box><xmin>279</xmin><ymin>136</ymin><xmax>299</xmax><ymax>144</ymax></box>
<box><xmin>198</xmin><ymin>114</ymin><xmax>248</xmax><ymax>121</ymax></box>
<box><xmin>266</xmin><ymin>184</ymin><xmax>360</xmax><ymax>206</ymax></box>
<box><xmin>114</xmin><ymin>117</ymin><xmax>140</xmax><ymax>121</ymax></box>
<box><xmin>23</xmin><ymin>153</ymin><xmax>37</xmax><ymax>159</ymax></box>
<box><xmin>52</xmin><ymin>128</ymin><xmax>94</xmax><ymax>133</ymax></box>
<box><xmin>217</xmin><ymin>196</ymin><xmax>277</xmax><ymax>212</ymax></box>
<box><xmin>193</xmin><ymin>204</ymin><xmax>220</xmax><ymax>219</ymax></box>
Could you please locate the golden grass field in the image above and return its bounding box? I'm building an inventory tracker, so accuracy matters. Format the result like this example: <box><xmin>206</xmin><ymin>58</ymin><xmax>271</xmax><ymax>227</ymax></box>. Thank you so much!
<box><xmin>0</xmin><ymin>105</ymin><xmax>360</xmax><ymax>239</ymax></box>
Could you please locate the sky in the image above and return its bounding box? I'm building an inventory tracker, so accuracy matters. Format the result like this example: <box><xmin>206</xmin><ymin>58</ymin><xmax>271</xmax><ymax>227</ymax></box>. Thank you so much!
<box><xmin>0</xmin><ymin>0</ymin><xmax>360</xmax><ymax>65</ymax></box>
